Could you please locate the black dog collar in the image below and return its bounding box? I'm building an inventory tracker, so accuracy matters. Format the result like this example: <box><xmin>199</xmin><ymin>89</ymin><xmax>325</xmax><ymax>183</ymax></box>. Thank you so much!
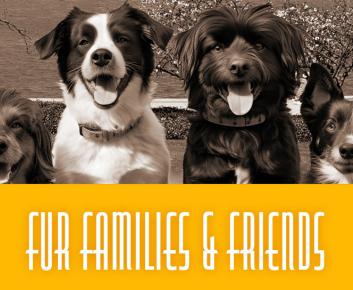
<box><xmin>203</xmin><ymin>111</ymin><xmax>266</xmax><ymax>127</ymax></box>
<box><xmin>191</xmin><ymin>109</ymin><xmax>266</xmax><ymax>128</ymax></box>
<box><xmin>79</xmin><ymin>118</ymin><xmax>141</xmax><ymax>142</ymax></box>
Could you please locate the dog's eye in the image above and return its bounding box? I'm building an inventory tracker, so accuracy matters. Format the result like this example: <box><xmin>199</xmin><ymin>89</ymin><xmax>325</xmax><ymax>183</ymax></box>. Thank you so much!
<box><xmin>79</xmin><ymin>39</ymin><xmax>89</xmax><ymax>46</ymax></box>
<box><xmin>213</xmin><ymin>45</ymin><xmax>223</xmax><ymax>52</ymax></box>
<box><xmin>254</xmin><ymin>43</ymin><xmax>265</xmax><ymax>51</ymax></box>
<box><xmin>10</xmin><ymin>121</ymin><xmax>23</xmax><ymax>130</ymax></box>
<box><xmin>116</xmin><ymin>36</ymin><xmax>129</xmax><ymax>44</ymax></box>
<box><xmin>326</xmin><ymin>120</ymin><xmax>337</xmax><ymax>133</ymax></box>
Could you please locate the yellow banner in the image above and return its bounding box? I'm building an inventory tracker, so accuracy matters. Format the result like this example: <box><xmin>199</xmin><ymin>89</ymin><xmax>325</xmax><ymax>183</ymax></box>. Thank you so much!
<box><xmin>0</xmin><ymin>185</ymin><xmax>352</xmax><ymax>289</ymax></box>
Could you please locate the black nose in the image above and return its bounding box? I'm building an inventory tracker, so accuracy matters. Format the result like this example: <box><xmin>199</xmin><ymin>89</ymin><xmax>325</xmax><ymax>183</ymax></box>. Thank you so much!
<box><xmin>229</xmin><ymin>60</ymin><xmax>250</xmax><ymax>77</ymax></box>
<box><xmin>340</xmin><ymin>143</ymin><xmax>353</xmax><ymax>160</ymax></box>
<box><xmin>92</xmin><ymin>49</ymin><xmax>112</xmax><ymax>67</ymax></box>
<box><xmin>0</xmin><ymin>140</ymin><xmax>8</xmax><ymax>155</ymax></box>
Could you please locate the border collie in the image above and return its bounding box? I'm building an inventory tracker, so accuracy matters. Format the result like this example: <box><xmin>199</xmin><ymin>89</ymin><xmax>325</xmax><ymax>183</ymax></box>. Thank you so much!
<box><xmin>35</xmin><ymin>3</ymin><xmax>173</xmax><ymax>184</ymax></box>
<box><xmin>172</xmin><ymin>4</ymin><xmax>305</xmax><ymax>183</ymax></box>
<box><xmin>301</xmin><ymin>63</ymin><xmax>353</xmax><ymax>184</ymax></box>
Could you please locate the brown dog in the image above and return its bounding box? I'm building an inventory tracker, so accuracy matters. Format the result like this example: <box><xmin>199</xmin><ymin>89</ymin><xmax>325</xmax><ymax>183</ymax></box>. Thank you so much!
<box><xmin>0</xmin><ymin>89</ymin><xmax>54</xmax><ymax>183</ymax></box>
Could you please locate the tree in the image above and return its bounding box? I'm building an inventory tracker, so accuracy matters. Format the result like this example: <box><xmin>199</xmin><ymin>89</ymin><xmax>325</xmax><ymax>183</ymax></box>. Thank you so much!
<box><xmin>140</xmin><ymin>0</ymin><xmax>353</xmax><ymax>87</ymax></box>
<box><xmin>140</xmin><ymin>0</ymin><xmax>251</xmax><ymax>78</ymax></box>
<box><xmin>280</xmin><ymin>0</ymin><xmax>353</xmax><ymax>86</ymax></box>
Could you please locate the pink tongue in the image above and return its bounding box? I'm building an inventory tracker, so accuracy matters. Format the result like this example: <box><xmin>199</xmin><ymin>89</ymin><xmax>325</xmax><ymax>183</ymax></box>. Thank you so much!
<box><xmin>93</xmin><ymin>77</ymin><xmax>119</xmax><ymax>106</ymax></box>
<box><xmin>0</xmin><ymin>163</ymin><xmax>11</xmax><ymax>184</ymax></box>
<box><xmin>227</xmin><ymin>83</ymin><xmax>254</xmax><ymax>116</ymax></box>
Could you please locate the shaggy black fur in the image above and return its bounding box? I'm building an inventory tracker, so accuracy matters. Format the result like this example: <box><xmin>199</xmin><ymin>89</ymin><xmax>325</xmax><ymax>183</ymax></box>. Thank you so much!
<box><xmin>173</xmin><ymin>4</ymin><xmax>305</xmax><ymax>184</ymax></box>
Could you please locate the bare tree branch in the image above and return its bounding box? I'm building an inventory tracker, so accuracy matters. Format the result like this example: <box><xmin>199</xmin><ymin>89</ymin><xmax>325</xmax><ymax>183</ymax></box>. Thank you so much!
<box><xmin>142</xmin><ymin>0</ymin><xmax>353</xmax><ymax>86</ymax></box>
<box><xmin>0</xmin><ymin>17</ymin><xmax>31</xmax><ymax>53</ymax></box>
<box><xmin>156</xmin><ymin>67</ymin><xmax>181</xmax><ymax>78</ymax></box>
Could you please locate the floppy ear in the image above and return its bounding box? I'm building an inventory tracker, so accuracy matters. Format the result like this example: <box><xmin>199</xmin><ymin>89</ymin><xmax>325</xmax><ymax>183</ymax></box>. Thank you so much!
<box><xmin>35</xmin><ymin>7</ymin><xmax>83</xmax><ymax>59</ymax></box>
<box><xmin>275</xmin><ymin>19</ymin><xmax>305</xmax><ymax>74</ymax></box>
<box><xmin>123</xmin><ymin>3</ymin><xmax>173</xmax><ymax>50</ymax></box>
<box><xmin>170</xmin><ymin>28</ymin><xmax>204</xmax><ymax>110</ymax></box>
<box><xmin>141</xmin><ymin>16</ymin><xmax>173</xmax><ymax>50</ymax></box>
<box><xmin>171</xmin><ymin>28</ymin><xmax>200</xmax><ymax>85</ymax></box>
<box><xmin>301</xmin><ymin>63</ymin><xmax>344</xmax><ymax>133</ymax></box>
<box><xmin>29</xmin><ymin>107</ymin><xmax>55</xmax><ymax>184</ymax></box>
<box><xmin>35</xmin><ymin>25</ymin><xmax>60</xmax><ymax>59</ymax></box>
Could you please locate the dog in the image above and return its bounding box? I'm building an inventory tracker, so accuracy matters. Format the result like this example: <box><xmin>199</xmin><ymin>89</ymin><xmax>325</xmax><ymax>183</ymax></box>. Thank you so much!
<box><xmin>35</xmin><ymin>3</ymin><xmax>173</xmax><ymax>184</ymax></box>
<box><xmin>172</xmin><ymin>4</ymin><xmax>305</xmax><ymax>184</ymax></box>
<box><xmin>0</xmin><ymin>89</ymin><xmax>54</xmax><ymax>184</ymax></box>
<box><xmin>301</xmin><ymin>63</ymin><xmax>353</xmax><ymax>184</ymax></box>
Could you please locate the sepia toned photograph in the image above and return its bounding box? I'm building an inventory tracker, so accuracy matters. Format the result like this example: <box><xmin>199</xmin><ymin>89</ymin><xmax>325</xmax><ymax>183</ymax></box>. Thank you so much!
<box><xmin>0</xmin><ymin>0</ymin><xmax>352</xmax><ymax>184</ymax></box>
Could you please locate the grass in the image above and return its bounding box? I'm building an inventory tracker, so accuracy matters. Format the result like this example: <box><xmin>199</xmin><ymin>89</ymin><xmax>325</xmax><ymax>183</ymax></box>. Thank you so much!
<box><xmin>38</xmin><ymin>102</ymin><xmax>312</xmax><ymax>142</ymax></box>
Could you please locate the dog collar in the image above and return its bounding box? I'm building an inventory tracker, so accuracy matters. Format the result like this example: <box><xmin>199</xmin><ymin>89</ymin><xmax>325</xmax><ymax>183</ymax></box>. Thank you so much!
<box><xmin>79</xmin><ymin>118</ymin><xmax>141</xmax><ymax>142</ymax></box>
<box><xmin>200</xmin><ymin>110</ymin><xmax>266</xmax><ymax>128</ymax></box>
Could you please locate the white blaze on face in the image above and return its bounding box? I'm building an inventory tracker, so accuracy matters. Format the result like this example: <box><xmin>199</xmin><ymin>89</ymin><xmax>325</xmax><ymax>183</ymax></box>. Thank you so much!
<box><xmin>345</xmin><ymin>135</ymin><xmax>353</xmax><ymax>144</ymax></box>
<box><xmin>81</xmin><ymin>13</ymin><xmax>127</xmax><ymax>106</ymax></box>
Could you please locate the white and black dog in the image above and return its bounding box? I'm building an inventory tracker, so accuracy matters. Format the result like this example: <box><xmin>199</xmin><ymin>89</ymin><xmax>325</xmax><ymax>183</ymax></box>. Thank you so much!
<box><xmin>301</xmin><ymin>64</ymin><xmax>353</xmax><ymax>184</ymax></box>
<box><xmin>35</xmin><ymin>3</ymin><xmax>173</xmax><ymax>183</ymax></box>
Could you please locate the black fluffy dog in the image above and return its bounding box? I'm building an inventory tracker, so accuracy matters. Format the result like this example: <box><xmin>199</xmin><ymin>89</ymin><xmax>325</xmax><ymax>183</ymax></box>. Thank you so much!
<box><xmin>301</xmin><ymin>64</ymin><xmax>353</xmax><ymax>184</ymax></box>
<box><xmin>173</xmin><ymin>4</ymin><xmax>305</xmax><ymax>184</ymax></box>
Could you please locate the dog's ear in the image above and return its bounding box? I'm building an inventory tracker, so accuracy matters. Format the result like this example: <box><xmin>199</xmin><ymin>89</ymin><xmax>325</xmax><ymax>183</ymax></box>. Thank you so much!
<box><xmin>274</xmin><ymin>19</ymin><xmax>305</xmax><ymax>74</ymax></box>
<box><xmin>171</xmin><ymin>28</ymin><xmax>199</xmax><ymax>86</ymax></box>
<box><xmin>35</xmin><ymin>7</ymin><xmax>83</xmax><ymax>59</ymax></box>
<box><xmin>141</xmin><ymin>15</ymin><xmax>173</xmax><ymax>50</ymax></box>
<box><xmin>29</xmin><ymin>106</ymin><xmax>55</xmax><ymax>183</ymax></box>
<box><xmin>301</xmin><ymin>63</ymin><xmax>343</xmax><ymax>119</ymax></box>
<box><xmin>122</xmin><ymin>4</ymin><xmax>173</xmax><ymax>50</ymax></box>
<box><xmin>170</xmin><ymin>28</ymin><xmax>205</xmax><ymax>110</ymax></box>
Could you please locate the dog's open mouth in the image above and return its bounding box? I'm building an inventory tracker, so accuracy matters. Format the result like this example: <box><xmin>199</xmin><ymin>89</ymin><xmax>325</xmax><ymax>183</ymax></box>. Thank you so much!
<box><xmin>87</xmin><ymin>74</ymin><xmax>121</xmax><ymax>108</ymax></box>
<box><xmin>220</xmin><ymin>82</ymin><xmax>259</xmax><ymax>116</ymax></box>
<box><xmin>0</xmin><ymin>159</ymin><xmax>23</xmax><ymax>184</ymax></box>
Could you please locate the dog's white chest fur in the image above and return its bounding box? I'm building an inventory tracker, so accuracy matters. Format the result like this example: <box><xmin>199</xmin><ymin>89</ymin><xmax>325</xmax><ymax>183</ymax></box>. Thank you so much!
<box><xmin>235</xmin><ymin>166</ymin><xmax>251</xmax><ymax>184</ymax></box>
<box><xmin>53</xmin><ymin>77</ymin><xmax>170</xmax><ymax>184</ymax></box>
<box><xmin>54</xmin><ymin>108</ymin><xmax>169</xmax><ymax>184</ymax></box>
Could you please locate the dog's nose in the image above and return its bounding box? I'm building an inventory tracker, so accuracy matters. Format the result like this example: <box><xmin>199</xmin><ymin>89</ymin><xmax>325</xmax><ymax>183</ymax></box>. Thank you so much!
<box><xmin>92</xmin><ymin>49</ymin><xmax>112</xmax><ymax>67</ymax></box>
<box><xmin>339</xmin><ymin>143</ymin><xmax>353</xmax><ymax>160</ymax></box>
<box><xmin>0</xmin><ymin>140</ymin><xmax>8</xmax><ymax>155</ymax></box>
<box><xmin>229</xmin><ymin>60</ymin><xmax>250</xmax><ymax>77</ymax></box>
